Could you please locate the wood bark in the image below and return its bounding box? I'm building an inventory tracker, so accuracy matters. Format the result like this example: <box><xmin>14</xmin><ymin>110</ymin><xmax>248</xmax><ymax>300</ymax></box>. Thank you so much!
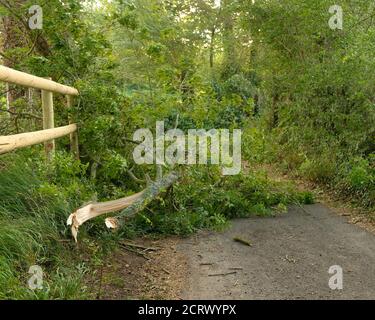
<box><xmin>67</xmin><ymin>95</ymin><xmax>79</xmax><ymax>159</ymax></box>
<box><xmin>41</xmin><ymin>81</ymin><xmax>55</xmax><ymax>160</ymax></box>
<box><xmin>106</xmin><ymin>171</ymin><xmax>180</xmax><ymax>229</ymax></box>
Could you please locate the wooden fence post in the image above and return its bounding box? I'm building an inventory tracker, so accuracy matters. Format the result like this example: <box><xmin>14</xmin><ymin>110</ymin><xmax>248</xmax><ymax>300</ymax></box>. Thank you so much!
<box><xmin>41</xmin><ymin>78</ymin><xmax>55</xmax><ymax>161</ymax></box>
<box><xmin>66</xmin><ymin>95</ymin><xmax>79</xmax><ymax>159</ymax></box>
<box><xmin>5</xmin><ymin>83</ymin><xmax>11</xmax><ymax>118</ymax></box>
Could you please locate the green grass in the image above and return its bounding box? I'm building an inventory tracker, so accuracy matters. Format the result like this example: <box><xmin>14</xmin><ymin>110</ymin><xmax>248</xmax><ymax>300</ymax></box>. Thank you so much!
<box><xmin>0</xmin><ymin>155</ymin><xmax>93</xmax><ymax>299</ymax></box>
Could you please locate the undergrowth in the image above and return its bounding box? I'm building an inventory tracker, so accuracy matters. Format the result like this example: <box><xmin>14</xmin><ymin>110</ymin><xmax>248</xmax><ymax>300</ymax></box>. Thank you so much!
<box><xmin>0</xmin><ymin>153</ymin><xmax>104</xmax><ymax>299</ymax></box>
<box><xmin>0</xmin><ymin>151</ymin><xmax>313</xmax><ymax>299</ymax></box>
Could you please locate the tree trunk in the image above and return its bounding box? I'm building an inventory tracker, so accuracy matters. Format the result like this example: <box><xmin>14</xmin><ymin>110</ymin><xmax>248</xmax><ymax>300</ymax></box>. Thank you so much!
<box><xmin>221</xmin><ymin>0</ymin><xmax>239</xmax><ymax>77</ymax></box>
<box><xmin>210</xmin><ymin>27</ymin><xmax>216</xmax><ymax>68</ymax></box>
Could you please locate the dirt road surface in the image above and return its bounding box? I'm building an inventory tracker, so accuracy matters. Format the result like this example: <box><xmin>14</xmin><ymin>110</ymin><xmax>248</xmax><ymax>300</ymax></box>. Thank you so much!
<box><xmin>178</xmin><ymin>204</ymin><xmax>375</xmax><ymax>300</ymax></box>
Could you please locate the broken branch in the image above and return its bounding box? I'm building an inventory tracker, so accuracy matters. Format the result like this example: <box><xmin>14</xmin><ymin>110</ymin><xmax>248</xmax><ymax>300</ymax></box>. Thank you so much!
<box><xmin>120</xmin><ymin>241</ymin><xmax>160</xmax><ymax>252</ymax></box>
<box><xmin>67</xmin><ymin>191</ymin><xmax>144</xmax><ymax>242</ymax></box>
<box><xmin>67</xmin><ymin>171</ymin><xmax>180</xmax><ymax>242</ymax></box>
<box><xmin>233</xmin><ymin>237</ymin><xmax>252</xmax><ymax>247</ymax></box>
<box><xmin>208</xmin><ymin>271</ymin><xmax>237</xmax><ymax>277</ymax></box>
<box><xmin>105</xmin><ymin>171</ymin><xmax>180</xmax><ymax>230</ymax></box>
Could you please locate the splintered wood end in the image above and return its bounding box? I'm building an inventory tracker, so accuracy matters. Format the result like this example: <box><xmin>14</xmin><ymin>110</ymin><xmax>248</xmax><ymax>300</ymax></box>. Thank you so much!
<box><xmin>105</xmin><ymin>217</ymin><xmax>120</xmax><ymax>229</ymax></box>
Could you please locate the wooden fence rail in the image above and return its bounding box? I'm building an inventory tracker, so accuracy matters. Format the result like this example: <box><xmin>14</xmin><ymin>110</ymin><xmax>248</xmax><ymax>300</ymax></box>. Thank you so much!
<box><xmin>0</xmin><ymin>65</ymin><xmax>79</xmax><ymax>158</ymax></box>
<box><xmin>0</xmin><ymin>124</ymin><xmax>77</xmax><ymax>155</ymax></box>
<box><xmin>0</xmin><ymin>66</ymin><xmax>78</xmax><ymax>95</ymax></box>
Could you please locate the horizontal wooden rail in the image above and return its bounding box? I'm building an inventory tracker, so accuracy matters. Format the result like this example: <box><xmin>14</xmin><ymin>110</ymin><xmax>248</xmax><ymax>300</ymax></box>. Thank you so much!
<box><xmin>0</xmin><ymin>65</ymin><xmax>78</xmax><ymax>96</ymax></box>
<box><xmin>0</xmin><ymin>124</ymin><xmax>77</xmax><ymax>155</ymax></box>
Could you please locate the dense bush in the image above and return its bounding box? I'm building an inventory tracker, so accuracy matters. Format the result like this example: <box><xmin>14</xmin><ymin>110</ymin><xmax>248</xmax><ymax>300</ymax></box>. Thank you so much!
<box><xmin>125</xmin><ymin>166</ymin><xmax>314</xmax><ymax>236</ymax></box>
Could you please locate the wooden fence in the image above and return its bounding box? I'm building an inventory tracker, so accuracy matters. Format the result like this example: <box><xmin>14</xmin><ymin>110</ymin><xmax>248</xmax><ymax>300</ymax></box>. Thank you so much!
<box><xmin>0</xmin><ymin>65</ymin><xmax>79</xmax><ymax>159</ymax></box>
<box><xmin>0</xmin><ymin>66</ymin><xmax>180</xmax><ymax>242</ymax></box>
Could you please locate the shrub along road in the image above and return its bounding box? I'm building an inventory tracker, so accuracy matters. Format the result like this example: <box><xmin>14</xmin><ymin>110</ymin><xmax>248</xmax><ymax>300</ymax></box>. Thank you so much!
<box><xmin>178</xmin><ymin>204</ymin><xmax>375</xmax><ymax>299</ymax></box>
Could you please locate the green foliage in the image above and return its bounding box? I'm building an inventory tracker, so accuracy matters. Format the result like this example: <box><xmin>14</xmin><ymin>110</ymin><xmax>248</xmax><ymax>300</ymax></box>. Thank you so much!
<box><xmin>1</xmin><ymin>0</ymin><xmax>373</xmax><ymax>299</ymax></box>
<box><xmin>242</xmin><ymin>0</ymin><xmax>375</xmax><ymax>210</ymax></box>
<box><xmin>346</xmin><ymin>157</ymin><xmax>374</xmax><ymax>191</ymax></box>
<box><xmin>126</xmin><ymin>167</ymin><xmax>314</xmax><ymax>236</ymax></box>
<box><xmin>0</xmin><ymin>154</ymin><xmax>98</xmax><ymax>299</ymax></box>
<box><xmin>337</xmin><ymin>156</ymin><xmax>375</xmax><ymax>208</ymax></box>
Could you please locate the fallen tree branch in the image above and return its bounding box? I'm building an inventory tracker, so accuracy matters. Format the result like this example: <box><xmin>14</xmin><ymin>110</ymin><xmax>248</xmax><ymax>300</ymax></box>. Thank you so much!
<box><xmin>67</xmin><ymin>191</ymin><xmax>144</xmax><ymax>242</ymax></box>
<box><xmin>127</xmin><ymin>167</ymin><xmax>146</xmax><ymax>183</ymax></box>
<box><xmin>119</xmin><ymin>243</ymin><xmax>150</xmax><ymax>260</ymax></box>
<box><xmin>233</xmin><ymin>237</ymin><xmax>252</xmax><ymax>247</ymax></box>
<box><xmin>208</xmin><ymin>271</ymin><xmax>237</xmax><ymax>277</ymax></box>
<box><xmin>67</xmin><ymin>171</ymin><xmax>180</xmax><ymax>241</ymax></box>
<box><xmin>105</xmin><ymin>171</ymin><xmax>180</xmax><ymax>229</ymax></box>
<box><xmin>120</xmin><ymin>241</ymin><xmax>160</xmax><ymax>252</ymax></box>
